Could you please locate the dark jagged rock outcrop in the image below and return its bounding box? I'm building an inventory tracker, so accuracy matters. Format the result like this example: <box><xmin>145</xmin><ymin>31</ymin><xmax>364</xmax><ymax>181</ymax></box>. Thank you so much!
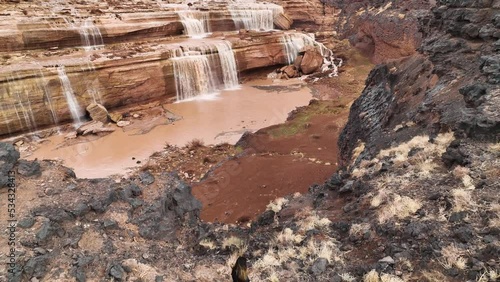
<box><xmin>340</xmin><ymin>0</ymin><xmax>499</xmax><ymax>164</ymax></box>
<box><xmin>0</xmin><ymin>142</ymin><xmax>20</xmax><ymax>188</ymax></box>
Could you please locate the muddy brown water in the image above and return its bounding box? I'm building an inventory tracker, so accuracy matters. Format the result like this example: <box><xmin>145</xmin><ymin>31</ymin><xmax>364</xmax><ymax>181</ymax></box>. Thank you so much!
<box><xmin>27</xmin><ymin>79</ymin><xmax>312</xmax><ymax>178</ymax></box>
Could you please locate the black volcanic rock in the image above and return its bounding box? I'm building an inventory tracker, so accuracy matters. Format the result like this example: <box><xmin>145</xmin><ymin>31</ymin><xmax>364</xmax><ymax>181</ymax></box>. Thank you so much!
<box><xmin>0</xmin><ymin>142</ymin><xmax>20</xmax><ymax>188</ymax></box>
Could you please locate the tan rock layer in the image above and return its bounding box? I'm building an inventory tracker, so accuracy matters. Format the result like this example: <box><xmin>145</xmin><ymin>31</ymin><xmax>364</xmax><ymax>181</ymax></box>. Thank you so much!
<box><xmin>0</xmin><ymin>11</ymin><xmax>291</xmax><ymax>52</ymax></box>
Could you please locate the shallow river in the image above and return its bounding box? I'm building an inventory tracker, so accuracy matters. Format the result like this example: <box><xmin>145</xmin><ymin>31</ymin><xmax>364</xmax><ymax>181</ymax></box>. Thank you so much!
<box><xmin>28</xmin><ymin>79</ymin><xmax>312</xmax><ymax>178</ymax></box>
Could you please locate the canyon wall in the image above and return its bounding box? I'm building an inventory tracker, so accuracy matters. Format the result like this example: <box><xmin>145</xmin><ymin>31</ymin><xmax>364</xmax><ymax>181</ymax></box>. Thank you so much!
<box><xmin>339</xmin><ymin>0</ymin><xmax>499</xmax><ymax>164</ymax></box>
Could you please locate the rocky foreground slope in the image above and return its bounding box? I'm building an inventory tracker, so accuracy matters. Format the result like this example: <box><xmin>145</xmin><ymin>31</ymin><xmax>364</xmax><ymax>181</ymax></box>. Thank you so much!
<box><xmin>0</xmin><ymin>0</ymin><xmax>499</xmax><ymax>281</ymax></box>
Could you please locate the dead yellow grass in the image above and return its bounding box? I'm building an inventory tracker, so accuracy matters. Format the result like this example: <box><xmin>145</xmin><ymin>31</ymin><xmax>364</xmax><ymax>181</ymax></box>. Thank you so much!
<box><xmin>266</xmin><ymin>197</ymin><xmax>289</xmax><ymax>213</ymax></box>
<box><xmin>378</xmin><ymin>194</ymin><xmax>421</xmax><ymax>223</ymax></box>
<box><xmin>451</xmin><ymin>189</ymin><xmax>476</xmax><ymax>212</ymax></box>
<box><xmin>351</xmin><ymin>141</ymin><xmax>366</xmax><ymax>164</ymax></box>
<box><xmin>122</xmin><ymin>259</ymin><xmax>160</xmax><ymax>281</ymax></box>
<box><xmin>439</xmin><ymin>244</ymin><xmax>467</xmax><ymax>270</ymax></box>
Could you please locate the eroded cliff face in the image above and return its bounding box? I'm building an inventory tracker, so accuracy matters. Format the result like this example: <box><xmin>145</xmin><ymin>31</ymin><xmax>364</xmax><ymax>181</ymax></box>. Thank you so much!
<box><xmin>0</xmin><ymin>1</ymin><xmax>306</xmax><ymax>137</ymax></box>
<box><xmin>340</xmin><ymin>0</ymin><xmax>499</xmax><ymax>165</ymax></box>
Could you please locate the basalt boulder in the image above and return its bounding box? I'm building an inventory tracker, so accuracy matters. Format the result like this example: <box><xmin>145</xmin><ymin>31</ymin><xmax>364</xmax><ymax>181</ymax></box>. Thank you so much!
<box><xmin>0</xmin><ymin>142</ymin><xmax>20</xmax><ymax>188</ymax></box>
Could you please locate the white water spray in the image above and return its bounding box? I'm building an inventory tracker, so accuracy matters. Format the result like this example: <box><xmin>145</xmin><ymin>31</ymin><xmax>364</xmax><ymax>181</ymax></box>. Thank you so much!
<box><xmin>172</xmin><ymin>41</ymin><xmax>239</xmax><ymax>101</ymax></box>
<box><xmin>57</xmin><ymin>66</ymin><xmax>84</xmax><ymax>125</ymax></box>
<box><xmin>229</xmin><ymin>3</ymin><xmax>283</xmax><ymax>31</ymax></box>
<box><xmin>177</xmin><ymin>11</ymin><xmax>210</xmax><ymax>37</ymax></box>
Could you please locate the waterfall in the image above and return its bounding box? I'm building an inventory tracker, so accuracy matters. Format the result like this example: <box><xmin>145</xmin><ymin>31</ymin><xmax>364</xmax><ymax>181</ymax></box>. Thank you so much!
<box><xmin>64</xmin><ymin>18</ymin><xmax>104</xmax><ymax>50</ymax></box>
<box><xmin>57</xmin><ymin>66</ymin><xmax>84</xmax><ymax>125</ymax></box>
<box><xmin>177</xmin><ymin>11</ymin><xmax>210</xmax><ymax>37</ymax></box>
<box><xmin>281</xmin><ymin>33</ymin><xmax>333</xmax><ymax>64</ymax></box>
<box><xmin>37</xmin><ymin>69</ymin><xmax>59</xmax><ymax>124</ymax></box>
<box><xmin>0</xmin><ymin>103</ymin><xmax>12</xmax><ymax>135</ymax></box>
<box><xmin>79</xmin><ymin>19</ymin><xmax>104</xmax><ymax>51</ymax></box>
<box><xmin>214</xmin><ymin>41</ymin><xmax>239</xmax><ymax>90</ymax></box>
<box><xmin>6</xmin><ymin>74</ymin><xmax>37</xmax><ymax>131</ymax></box>
<box><xmin>229</xmin><ymin>3</ymin><xmax>284</xmax><ymax>31</ymax></box>
<box><xmin>172</xmin><ymin>41</ymin><xmax>239</xmax><ymax>101</ymax></box>
<box><xmin>173</xmin><ymin>54</ymin><xmax>218</xmax><ymax>101</ymax></box>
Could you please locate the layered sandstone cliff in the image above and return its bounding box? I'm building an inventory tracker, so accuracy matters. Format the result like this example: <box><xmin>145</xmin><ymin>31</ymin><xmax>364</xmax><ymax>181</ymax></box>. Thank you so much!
<box><xmin>0</xmin><ymin>0</ymin><xmax>316</xmax><ymax>137</ymax></box>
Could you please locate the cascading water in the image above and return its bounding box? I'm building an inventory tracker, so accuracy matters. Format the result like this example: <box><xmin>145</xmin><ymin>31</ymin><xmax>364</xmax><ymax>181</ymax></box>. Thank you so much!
<box><xmin>214</xmin><ymin>41</ymin><xmax>239</xmax><ymax>90</ymax></box>
<box><xmin>281</xmin><ymin>33</ymin><xmax>333</xmax><ymax>64</ymax></box>
<box><xmin>37</xmin><ymin>69</ymin><xmax>59</xmax><ymax>124</ymax></box>
<box><xmin>57</xmin><ymin>66</ymin><xmax>84</xmax><ymax>125</ymax></box>
<box><xmin>63</xmin><ymin>18</ymin><xmax>104</xmax><ymax>51</ymax></box>
<box><xmin>229</xmin><ymin>3</ymin><xmax>284</xmax><ymax>31</ymax></box>
<box><xmin>173</xmin><ymin>54</ymin><xmax>218</xmax><ymax>101</ymax></box>
<box><xmin>7</xmin><ymin>74</ymin><xmax>37</xmax><ymax>131</ymax></box>
<box><xmin>172</xmin><ymin>41</ymin><xmax>239</xmax><ymax>101</ymax></box>
<box><xmin>177</xmin><ymin>11</ymin><xmax>210</xmax><ymax>37</ymax></box>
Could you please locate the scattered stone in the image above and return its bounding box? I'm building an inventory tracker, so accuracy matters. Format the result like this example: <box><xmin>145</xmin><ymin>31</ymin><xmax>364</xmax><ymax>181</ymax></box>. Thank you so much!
<box><xmin>139</xmin><ymin>171</ymin><xmax>155</xmax><ymax>185</ymax></box>
<box><xmin>33</xmin><ymin>247</ymin><xmax>47</xmax><ymax>255</ymax></box>
<box><xmin>274</xmin><ymin>12</ymin><xmax>292</xmax><ymax>30</ymax></box>
<box><xmin>17</xmin><ymin>159</ymin><xmax>41</xmax><ymax>177</ymax></box>
<box><xmin>281</xmin><ymin>65</ymin><xmax>299</xmax><ymax>78</ymax></box>
<box><xmin>165</xmin><ymin>178</ymin><xmax>202</xmax><ymax>218</ymax></box>
<box><xmin>71</xmin><ymin>202</ymin><xmax>90</xmax><ymax>217</ymax></box>
<box><xmin>454</xmin><ymin>226</ymin><xmax>474</xmax><ymax>243</ymax></box>
<box><xmin>310</xmin><ymin>258</ymin><xmax>328</xmax><ymax>275</ymax></box>
<box><xmin>109</xmin><ymin>112</ymin><xmax>123</xmax><ymax>123</ymax></box>
<box><xmin>339</xmin><ymin>180</ymin><xmax>354</xmax><ymax>194</ymax></box>
<box><xmin>24</xmin><ymin>255</ymin><xmax>49</xmax><ymax>278</ymax></box>
<box><xmin>442</xmin><ymin>141</ymin><xmax>469</xmax><ymax>168</ymax></box>
<box><xmin>103</xmin><ymin>219</ymin><xmax>118</xmax><ymax>229</ymax></box>
<box><xmin>86</xmin><ymin>103</ymin><xmax>109</xmax><ymax>123</ymax></box>
<box><xmin>77</xmin><ymin>121</ymin><xmax>105</xmax><ymax>135</ymax></box>
<box><xmin>109</xmin><ymin>264</ymin><xmax>125</xmax><ymax>280</ymax></box>
<box><xmin>36</xmin><ymin>221</ymin><xmax>54</xmax><ymax>243</ymax></box>
<box><xmin>0</xmin><ymin>142</ymin><xmax>20</xmax><ymax>188</ymax></box>
<box><xmin>449</xmin><ymin>211</ymin><xmax>468</xmax><ymax>223</ymax></box>
<box><xmin>117</xmin><ymin>120</ymin><xmax>131</xmax><ymax>127</ymax></box>
<box><xmin>255</xmin><ymin>210</ymin><xmax>275</xmax><ymax>226</ymax></box>
<box><xmin>379</xmin><ymin>256</ymin><xmax>395</xmax><ymax>264</ymax></box>
<box><xmin>300</xmin><ymin>47</ymin><xmax>323</xmax><ymax>74</ymax></box>
<box><xmin>65</xmin><ymin>131</ymin><xmax>77</xmax><ymax>139</ymax></box>
<box><xmin>18</xmin><ymin>217</ymin><xmax>35</xmax><ymax>229</ymax></box>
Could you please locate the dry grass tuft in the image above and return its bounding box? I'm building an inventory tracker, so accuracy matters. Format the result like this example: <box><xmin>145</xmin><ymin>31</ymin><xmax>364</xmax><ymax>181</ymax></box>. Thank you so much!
<box><xmin>349</xmin><ymin>223</ymin><xmax>371</xmax><ymax>237</ymax></box>
<box><xmin>378</xmin><ymin>194</ymin><xmax>421</xmax><ymax>223</ymax></box>
<box><xmin>439</xmin><ymin>244</ymin><xmax>467</xmax><ymax>270</ymax></box>
<box><xmin>187</xmin><ymin>138</ymin><xmax>204</xmax><ymax>150</ymax></box>
<box><xmin>489</xmin><ymin>142</ymin><xmax>500</xmax><ymax>153</ymax></box>
<box><xmin>351</xmin><ymin>142</ymin><xmax>366</xmax><ymax>163</ymax></box>
<box><xmin>267</xmin><ymin>197</ymin><xmax>289</xmax><ymax>213</ymax></box>
<box><xmin>363</xmin><ymin>269</ymin><xmax>379</xmax><ymax>282</ymax></box>
<box><xmin>222</xmin><ymin>236</ymin><xmax>247</xmax><ymax>252</ymax></box>
<box><xmin>378</xmin><ymin>135</ymin><xmax>429</xmax><ymax>163</ymax></box>
<box><xmin>371</xmin><ymin>190</ymin><xmax>389</xmax><ymax>208</ymax></box>
<box><xmin>276</xmin><ymin>228</ymin><xmax>304</xmax><ymax>245</ymax></box>
<box><xmin>451</xmin><ymin>189</ymin><xmax>476</xmax><ymax>212</ymax></box>
<box><xmin>339</xmin><ymin>272</ymin><xmax>356</xmax><ymax>282</ymax></box>
<box><xmin>122</xmin><ymin>259</ymin><xmax>160</xmax><ymax>281</ymax></box>
<box><xmin>380</xmin><ymin>274</ymin><xmax>405</xmax><ymax>282</ymax></box>
<box><xmin>298</xmin><ymin>213</ymin><xmax>332</xmax><ymax>231</ymax></box>
<box><xmin>199</xmin><ymin>238</ymin><xmax>216</xmax><ymax>250</ymax></box>
<box><xmin>420</xmin><ymin>270</ymin><xmax>449</xmax><ymax>282</ymax></box>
